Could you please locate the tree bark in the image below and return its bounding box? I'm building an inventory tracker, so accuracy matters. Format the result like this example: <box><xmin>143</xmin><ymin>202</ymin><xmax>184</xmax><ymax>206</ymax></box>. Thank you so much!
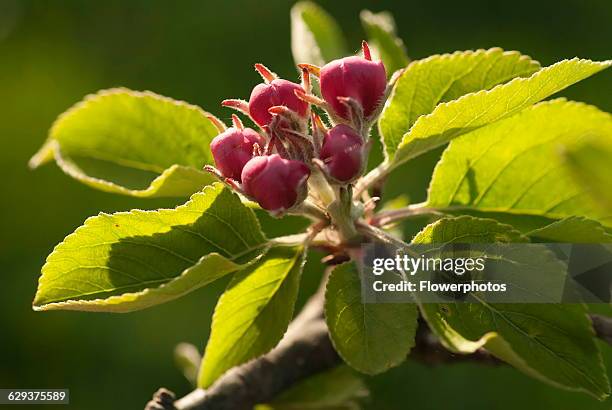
<box><xmin>146</xmin><ymin>284</ymin><xmax>336</xmax><ymax>410</ymax></box>
<box><xmin>146</xmin><ymin>298</ymin><xmax>612</xmax><ymax>410</ymax></box>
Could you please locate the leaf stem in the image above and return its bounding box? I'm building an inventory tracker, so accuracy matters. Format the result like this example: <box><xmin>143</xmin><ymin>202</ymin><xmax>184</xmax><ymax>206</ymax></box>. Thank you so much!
<box><xmin>292</xmin><ymin>199</ymin><xmax>328</xmax><ymax>221</ymax></box>
<box><xmin>270</xmin><ymin>219</ymin><xmax>330</xmax><ymax>248</ymax></box>
<box><xmin>370</xmin><ymin>202</ymin><xmax>444</xmax><ymax>226</ymax></box>
<box><xmin>270</xmin><ymin>233</ymin><xmax>308</xmax><ymax>246</ymax></box>
<box><xmin>355</xmin><ymin>220</ymin><xmax>408</xmax><ymax>249</ymax></box>
<box><xmin>353</xmin><ymin>161</ymin><xmax>391</xmax><ymax>199</ymax></box>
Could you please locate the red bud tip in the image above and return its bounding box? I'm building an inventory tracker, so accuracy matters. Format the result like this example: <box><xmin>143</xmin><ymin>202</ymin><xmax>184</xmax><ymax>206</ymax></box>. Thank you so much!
<box><xmin>221</xmin><ymin>99</ymin><xmax>250</xmax><ymax>115</ymax></box>
<box><xmin>224</xmin><ymin>178</ymin><xmax>242</xmax><ymax>192</ymax></box>
<box><xmin>294</xmin><ymin>89</ymin><xmax>326</xmax><ymax>106</ymax></box>
<box><xmin>231</xmin><ymin>114</ymin><xmax>244</xmax><ymax>130</ymax></box>
<box><xmin>254</xmin><ymin>63</ymin><xmax>277</xmax><ymax>83</ymax></box>
<box><xmin>311</xmin><ymin>112</ymin><xmax>327</xmax><ymax>132</ymax></box>
<box><xmin>267</xmin><ymin>105</ymin><xmax>288</xmax><ymax>116</ymax></box>
<box><xmin>300</xmin><ymin>67</ymin><xmax>311</xmax><ymax>93</ymax></box>
<box><xmin>203</xmin><ymin>164</ymin><xmax>223</xmax><ymax>178</ymax></box>
<box><xmin>205</xmin><ymin>114</ymin><xmax>227</xmax><ymax>133</ymax></box>
<box><xmin>362</xmin><ymin>40</ymin><xmax>372</xmax><ymax>61</ymax></box>
<box><xmin>297</xmin><ymin>63</ymin><xmax>321</xmax><ymax>77</ymax></box>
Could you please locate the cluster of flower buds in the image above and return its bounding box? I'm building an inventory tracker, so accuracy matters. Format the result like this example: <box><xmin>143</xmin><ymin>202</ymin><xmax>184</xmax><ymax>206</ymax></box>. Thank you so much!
<box><xmin>207</xmin><ymin>41</ymin><xmax>387</xmax><ymax>215</ymax></box>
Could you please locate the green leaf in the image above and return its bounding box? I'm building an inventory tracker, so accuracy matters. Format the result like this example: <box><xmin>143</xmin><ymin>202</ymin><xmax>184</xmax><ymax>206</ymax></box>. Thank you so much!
<box><xmin>389</xmin><ymin>57</ymin><xmax>611</xmax><ymax>167</ymax></box>
<box><xmin>563</xmin><ymin>139</ymin><xmax>612</xmax><ymax>211</ymax></box>
<box><xmin>174</xmin><ymin>343</ymin><xmax>201</xmax><ymax>387</ymax></box>
<box><xmin>413</xmin><ymin>217</ymin><xmax>610</xmax><ymax>399</ymax></box>
<box><xmin>527</xmin><ymin>216</ymin><xmax>612</xmax><ymax>243</ymax></box>
<box><xmin>29</xmin><ymin>88</ymin><xmax>222</xmax><ymax>197</ymax></box>
<box><xmin>325</xmin><ymin>262</ymin><xmax>418</xmax><ymax>375</ymax></box>
<box><xmin>426</xmin><ymin>99</ymin><xmax>612</xmax><ymax>226</ymax></box>
<box><xmin>360</xmin><ymin>10</ymin><xmax>409</xmax><ymax>76</ymax></box>
<box><xmin>379</xmin><ymin>49</ymin><xmax>539</xmax><ymax>159</ymax></box>
<box><xmin>198</xmin><ymin>245</ymin><xmax>305</xmax><ymax>388</ymax></box>
<box><xmin>412</xmin><ymin>215</ymin><xmax>528</xmax><ymax>244</ymax></box>
<box><xmin>33</xmin><ymin>183</ymin><xmax>268</xmax><ymax>312</ymax></box>
<box><xmin>291</xmin><ymin>1</ymin><xmax>348</xmax><ymax>66</ymax></box>
<box><xmin>423</xmin><ymin>303</ymin><xmax>610</xmax><ymax>399</ymax></box>
<box><xmin>258</xmin><ymin>366</ymin><xmax>368</xmax><ymax>410</ymax></box>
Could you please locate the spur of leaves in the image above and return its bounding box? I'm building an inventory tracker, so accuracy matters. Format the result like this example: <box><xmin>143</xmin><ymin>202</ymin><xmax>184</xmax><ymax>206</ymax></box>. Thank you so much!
<box><xmin>31</xmin><ymin>1</ymin><xmax>612</xmax><ymax>406</ymax></box>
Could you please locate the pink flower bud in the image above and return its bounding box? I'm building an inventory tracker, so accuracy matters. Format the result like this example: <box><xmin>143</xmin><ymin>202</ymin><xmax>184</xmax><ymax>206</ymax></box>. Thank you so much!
<box><xmin>248</xmin><ymin>79</ymin><xmax>309</xmax><ymax>127</ymax></box>
<box><xmin>320</xmin><ymin>56</ymin><xmax>386</xmax><ymax>120</ymax></box>
<box><xmin>210</xmin><ymin>127</ymin><xmax>265</xmax><ymax>181</ymax></box>
<box><xmin>319</xmin><ymin>125</ymin><xmax>365</xmax><ymax>183</ymax></box>
<box><xmin>241</xmin><ymin>154</ymin><xmax>310</xmax><ymax>212</ymax></box>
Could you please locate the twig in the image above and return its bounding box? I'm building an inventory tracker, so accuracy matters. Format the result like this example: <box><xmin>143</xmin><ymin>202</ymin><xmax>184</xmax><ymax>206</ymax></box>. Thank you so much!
<box><xmin>158</xmin><ymin>278</ymin><xmax>337</xmax><ymax>410</ymax></box>
<box><xmin>411</xmin><ymin>318</ymin><xmax>501</xmax><ymax>365</ymax></box>
<box><xmin>146</xmin><ymin>296</ymin><xmax>612</xmax><ymax>410</ymax></box>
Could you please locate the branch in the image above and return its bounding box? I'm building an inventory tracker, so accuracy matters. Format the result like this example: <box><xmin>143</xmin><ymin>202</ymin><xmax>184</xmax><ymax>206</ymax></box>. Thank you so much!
<box><xmin>146</xmin><ymin>301</ymin><xmax>612</xmax><ymax>410</ymax></box>
<box><xmin>410</xmin><ymin>318</ymin><xmax>501</xmax><ymax>365</ymax></box>
<box><xmin>146</xmin><ymin>283</ymin><xmax>337</xmax><ymax>410</ymax></box>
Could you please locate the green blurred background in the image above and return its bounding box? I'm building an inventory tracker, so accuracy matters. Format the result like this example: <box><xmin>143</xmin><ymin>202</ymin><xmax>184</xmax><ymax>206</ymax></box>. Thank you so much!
<box><xmin>1</xmin><ymin>0</ymin><xmax>611</xmax><ymax>408</ymax></box>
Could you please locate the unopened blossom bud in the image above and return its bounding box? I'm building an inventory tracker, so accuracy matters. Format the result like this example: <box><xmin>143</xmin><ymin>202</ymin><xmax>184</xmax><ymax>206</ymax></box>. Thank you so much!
<box><xmin>320</xmin><ymin>52</ymin><xmax>386</xmax><ymax>120</ymax></box>
<box><xmin>319</xmin><ymin>125</ymin><xmax>365</xmax><ymax>183</ymax></box>
<box><xmin>241</xmin><ymin>154</ymin><xmax>310</xmax><ymax>212</ymax></box>
<box><xmin>210</xmin><ymin>127</ymin><xmax>265</xmax><ymax>181</ymax></box>
<box><xmin>249</xmin><ymin>79</ymin><xmax>309</xmax><ymax>127</ymax></box>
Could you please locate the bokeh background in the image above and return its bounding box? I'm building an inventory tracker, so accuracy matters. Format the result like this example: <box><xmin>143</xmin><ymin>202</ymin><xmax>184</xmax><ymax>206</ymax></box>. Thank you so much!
<box><xmin>1</xmin><ymin>0</ymin><xmax>611</xmax><ymax>408</ymax></box>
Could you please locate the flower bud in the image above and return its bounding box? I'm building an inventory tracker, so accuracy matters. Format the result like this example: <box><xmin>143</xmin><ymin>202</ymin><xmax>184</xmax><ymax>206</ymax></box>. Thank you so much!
<box><xmin>319</xmin><ymin>125</ymin><xmax>365</xmax><ymax>183</ymax></box>
<box><xmin>241</xmin><ymin>154</ymin><xmax>310</xmax><ymax>212</ymax></box>
<box><xmin>320</xmin><ymin>56</ymin><xmax>386</xmax><ymax>120</ymax></box>
<box><xmin>249</xmin><ymin>79</ymin><xmax>309</xmax><ymax>127</ymax></box>
<box><xmin>210</xmin><ymin>127</ymin><xmax>265</xmax><ymax>181</ymax></box>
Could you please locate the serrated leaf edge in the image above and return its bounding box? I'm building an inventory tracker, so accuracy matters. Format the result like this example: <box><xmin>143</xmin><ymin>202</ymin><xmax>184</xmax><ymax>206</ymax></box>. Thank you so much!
<box><xmin>392</xmin><ymin>57</ymin><xmax>612</xmax><ymax>166</ymax></box>
<box><xmin>411</xmin><ymin>214</ymin><xmax>529</xmax><ymax>243</ymax></box>
<box><xmin>424</xmin><ymin>98</ymin><xmax>612</xmax><ymax>222</ymax></box>
<box><xmin>414</xmin><ymin>215</ymin><xmax>610</xmax><ymax>399</ymax></box>
<box><xmin>527</xmin><ymin>216</ymin><xmax>612</xmax><ymax>241</ymax></box>
<box><xmin>378</xmin><ymin>47</ymin><xmax>540</xmax><ymax>159</ymax></box>
<box><xmin>28</xmin><ymin>88</ymin><xmax>224</xmax><ymax>197</ymax></box>
<box><xmin>421</xmin><ymin>304</ymin><xmax>610</xmax><ymax>399</ymax></box>
<box><xmin>52</xmin><ymin>140</ymin><xmax>217</xmax><ymax>197</ymax></box>
<box><xmin>199</xmin><ymin>245</ymin><xmax>307</xmax><ymax>387</ymax></box>
<box><xmin>324</xmin><ymin>262</ymin><xmax>416</xmax><ymax>375</ymax></box>
<box><xmin>30</xmin><ymin>87</ymin><xmax>223</xmax><ymax>167</ymax></box>
<box><xmin>33</xmin><ymin>183</ymin><xmax>268</xmax><ymax>312</ymax></box>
